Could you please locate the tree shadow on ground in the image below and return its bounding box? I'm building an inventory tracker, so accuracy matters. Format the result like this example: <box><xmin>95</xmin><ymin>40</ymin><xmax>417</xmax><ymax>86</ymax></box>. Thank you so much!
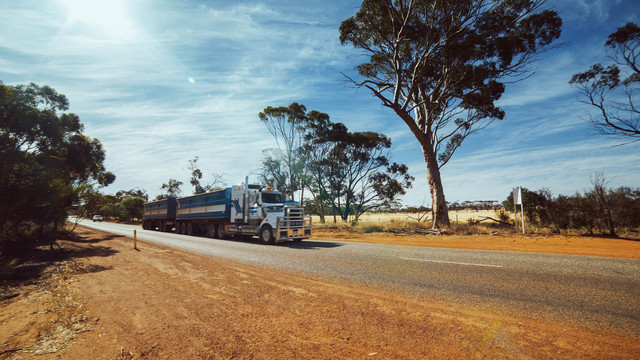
<box><xmin>0</xmin><ymin>231</ymin><xmax>118</xmax><ymax>290</ymax></box>
<box><xmin>216</xmin><ymin>235</ymin><xmax>344</xmax><ymax>249</ymax></box>
<box><xmin>278</xmin><ymin>240</ymin><xmax>344</xmax><ymax>250</ymax></box>
<box><xmin>580</xmin><ymin>233</ymin><xmax>640</xmax><ymax>242</ymax></box>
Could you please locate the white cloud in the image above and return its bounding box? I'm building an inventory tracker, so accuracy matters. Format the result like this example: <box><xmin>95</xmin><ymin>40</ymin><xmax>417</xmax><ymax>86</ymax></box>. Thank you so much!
<box><xmin>2</xmin><ymin>0</ymin><xmax>638</xmax><ymax>204</ymax></box>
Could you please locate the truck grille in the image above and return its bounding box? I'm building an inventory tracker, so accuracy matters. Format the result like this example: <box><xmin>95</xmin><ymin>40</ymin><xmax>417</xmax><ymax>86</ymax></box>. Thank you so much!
<box><xmin>276</xmin><ymin>207</ymin><xmax>312</xmax><ymax>240</ymax></box>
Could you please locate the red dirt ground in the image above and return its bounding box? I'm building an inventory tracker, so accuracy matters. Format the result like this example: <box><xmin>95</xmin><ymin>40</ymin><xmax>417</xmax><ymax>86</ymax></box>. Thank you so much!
<box><xmin>1</xmin><ymin>227</ymin><xmax>639</xmax><ymax>359</ymax></box>
<box><xmin>313</xmin><ymin>228</ymin><xmax>640</xmax><ymax>259</ymax></box>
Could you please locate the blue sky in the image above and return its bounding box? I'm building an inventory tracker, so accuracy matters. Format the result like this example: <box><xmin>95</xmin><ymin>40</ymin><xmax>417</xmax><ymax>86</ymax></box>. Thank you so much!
<box><xmin>1</xmin><ymin>0</ymin><xmax>638</xmax><ymax>206</ymax></box>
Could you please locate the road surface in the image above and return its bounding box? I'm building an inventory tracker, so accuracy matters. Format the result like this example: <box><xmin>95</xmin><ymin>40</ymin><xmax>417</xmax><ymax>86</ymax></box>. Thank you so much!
<box><xmin>75</xmin><ymin>219</ymin><xmax>640</xmax><ymax>336</ymax></box>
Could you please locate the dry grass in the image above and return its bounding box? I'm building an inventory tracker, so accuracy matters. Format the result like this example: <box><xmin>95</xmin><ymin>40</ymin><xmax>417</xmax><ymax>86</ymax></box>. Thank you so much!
<box><xmin>29</xmin><ymin>260</ymin><xmax>90</xmax><ymax>355</ymax></box>
<box><xmin>312</xmin><ymin>210</ymin><xmax>640</xmax><ymax>238</ymax></box>
<box><xmin>0</xmin><ymin>254</ymin><xmax>91</xmax><ymax>358</ymax></box>
<box><xmin>312</xmin><ymin>210</ymin><xmax>513</xmax><ymax>235</ymax></box>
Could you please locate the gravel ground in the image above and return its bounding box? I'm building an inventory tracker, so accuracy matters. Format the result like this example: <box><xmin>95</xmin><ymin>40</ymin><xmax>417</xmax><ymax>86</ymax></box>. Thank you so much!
<box><xmin>1</xmin><ymin>226</ymin><xmax>639</xmax><ymax>359</ymax></box>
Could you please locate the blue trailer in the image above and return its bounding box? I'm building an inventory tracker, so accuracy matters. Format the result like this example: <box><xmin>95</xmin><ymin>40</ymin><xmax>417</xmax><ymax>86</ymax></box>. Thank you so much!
<box><xmin>142</xmin><ymin>197</ymin><xmax>177</xmax><ymax>232</ymax></box>
<box><xmin>174</xmin><ymin>188</ymin><xmax>230</xmax><ymax>237</ymax></box>
<box><xmin>143</xmin><ymin>181</ymin><xmax>311</xmax><ymax>244</ymax></box>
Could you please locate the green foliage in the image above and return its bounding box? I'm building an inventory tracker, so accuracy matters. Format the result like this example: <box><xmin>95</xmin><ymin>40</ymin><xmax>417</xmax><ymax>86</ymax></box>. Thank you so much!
<box><xmin>259</xmin><ymin>102</ymin><xmax>414</xmax><ymax>223</ymax></box>
<box><xmin>115</xmin><ymin>188</ymin><xmax>148</xmax><ymax>202</ymax></box>
<box><xmin>121</xmin><ymin>197</ymin><xmax>145</xmax><ymax>222</ymax></box>
<box><xmin>302</xmin><ymin>110</ymin><xmax>414</xmax><ymax>222</ymax></box>
<box><xmin>258</xmin><ymin>102</ymin><xmax>308</xmax><ymax>201</ymax></box>
<box><xmin>184</xmin><ymin>157</ymin><xmax>225</xmax><ymax>195</ymax></box>
<box><xmin>502</xmin><ymin>187</ymin><xmax>547</xmax><ymax>222</ymax></box>
<box><xmin>99</xmin><ymin>202</ymin><xmax>125</xmax><ymax>221</ymax></box>
<box><xmin>156</xmin><ymin>179</ymin><xmax>183</xmax><ymax>200</ymax></box>
<box><xmin>0</xmin><ymin>82</ymin><xmax>114</xmax><ymax>249</ymax></box>
<box><xmin>503</xmin><ymin>184</ymin><xmax>640</xmax><ymax>235</ymax></box>
<box><xmin>188</xmin><ymin>156</ymin><xmax>206</xmax><ymax>194</ymax></box>
<box><xmin>82</xmin><ymin>191</ymin><xmax>146</xmax><ymax>223</ymax></box>
<box><xmin>339</xmin><ymin>0</ymin><xmax>562</xmax><ymax>227</ymax></box>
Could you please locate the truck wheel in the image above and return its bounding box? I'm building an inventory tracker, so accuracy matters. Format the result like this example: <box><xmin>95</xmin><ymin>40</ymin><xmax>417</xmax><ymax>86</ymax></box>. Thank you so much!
<box><xmin>187</xmin><ymin>223</ymin><xmax>194</xmax><ymax>236</ymax></box>
<box><xmin>216</xmin><ymin>223</ymin><xmax>226</xmax><ymax>239</ymax></box>
<box><xmin>207</xmin><ymin>223</ymin><xmax>216</xmax><ymax>238</ymax></box>
<box><xmin>175</xmin><ymin>222</ymin><xmax>181</xmax><ymax>234</ymax></box>
<box><xmin>259</xmin><ymin>226</ymin><xmax>274</xmax><ymax>244</ymax></box>
<box><xmin>181</xmin><ymin>223</ymin><xmax>187</xmax><ymax>235</ymax></box>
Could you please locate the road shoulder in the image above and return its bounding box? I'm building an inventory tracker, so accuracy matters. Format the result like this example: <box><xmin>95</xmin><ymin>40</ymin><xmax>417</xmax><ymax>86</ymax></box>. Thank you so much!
<box><xmin>311</xmin><ymin>228</ymin><xmax>640</xmax><ymax>259</ymax></box>
<box><xmin>2</xmin><ymin>226</ymin><xmax>638</xmax><ymax>359</ymax></box>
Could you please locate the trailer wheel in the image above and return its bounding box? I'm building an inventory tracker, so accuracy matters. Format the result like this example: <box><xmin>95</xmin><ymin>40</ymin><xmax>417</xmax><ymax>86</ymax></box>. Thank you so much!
<box><xmin>187</xmin><ymin>223</ymin><xmax>194</xmax><ymax>236</ymax></box>
<box><xmin>207</xmin><ymin>223</ymin><xmax>216</xmax><ymax>238</ymax></box>
<box><xmin>259</xmin><ymin>226</ymin><xmax>274</xmax><ymax>244</ymax></box>
<box><xmin>216</xmin><ymin>223</ymin><xmax>226</xmax><ymax>239</ymax></box>
<box><xmin>181</xmin><ymin>223</ymin><xmax>187</xmax><ymax>235</ymax></box>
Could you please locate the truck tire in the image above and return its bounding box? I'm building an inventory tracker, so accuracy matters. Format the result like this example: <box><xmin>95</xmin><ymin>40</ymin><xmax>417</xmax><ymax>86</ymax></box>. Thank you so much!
<box><xmin>259</xmin><ymin>226</ymin><xmax>274</xmax><ymax>245</ymax></box>
<box><xmin>207</xmin><ymin>223</ymin><xmax>216</xmax><ymax>238</ymax></box>
<box><xmin>216</xmin><ymin>223</ymin><xmax>226</xmax><ymax>239</ymax></box>
<box><xmin>187</xmin><ymin>223</ymin><xmax>194</xmax><ymax>236</ymax></box>
<box><xmin>181</xmin><ymin>223</ymin><xmax>187</xmax><ymax>235</ymax></box>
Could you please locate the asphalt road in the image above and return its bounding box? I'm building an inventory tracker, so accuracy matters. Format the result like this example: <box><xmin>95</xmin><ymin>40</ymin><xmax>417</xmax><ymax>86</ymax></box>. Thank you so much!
<box><xmin>75</xmin><ymin>219</ymin><xmax>640</xmax><ymax>336</ymax></box>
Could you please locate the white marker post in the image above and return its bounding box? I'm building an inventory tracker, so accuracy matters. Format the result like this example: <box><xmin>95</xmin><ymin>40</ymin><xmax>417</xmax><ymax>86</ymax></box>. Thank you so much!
<box><xmin>513</xmin><ymin>187</ymin><xmax>525</xmax><ymax>234</ymax></box>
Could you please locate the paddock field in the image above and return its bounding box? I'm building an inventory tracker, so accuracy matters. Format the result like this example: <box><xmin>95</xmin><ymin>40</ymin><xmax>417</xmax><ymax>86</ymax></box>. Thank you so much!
<box><xmin>311</xmin><ymin>209</ymin><xmax>502</xmax><ymax>225</ymax></box>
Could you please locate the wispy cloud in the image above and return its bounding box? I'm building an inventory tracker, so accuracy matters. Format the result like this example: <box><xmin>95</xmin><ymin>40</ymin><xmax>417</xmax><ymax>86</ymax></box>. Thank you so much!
<box><xmin>1</xmin><ymin>0</ymin><xmax>638</xmax><ymax>204</ymax></box>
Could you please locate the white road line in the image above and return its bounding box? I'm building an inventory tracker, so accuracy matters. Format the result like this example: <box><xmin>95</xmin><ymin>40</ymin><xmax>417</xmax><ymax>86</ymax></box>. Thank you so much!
<box><xmin>401</xmin><ymin>257</ymin><xmax>504</xmax><ymax>268</ymax></box>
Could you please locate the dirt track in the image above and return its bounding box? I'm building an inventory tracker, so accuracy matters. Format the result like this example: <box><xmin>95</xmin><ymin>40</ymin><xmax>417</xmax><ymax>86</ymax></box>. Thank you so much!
<box><xmin>1</xmin><ymin>227</ymin><xmax>639</xmax><ymax>359</ymax></box>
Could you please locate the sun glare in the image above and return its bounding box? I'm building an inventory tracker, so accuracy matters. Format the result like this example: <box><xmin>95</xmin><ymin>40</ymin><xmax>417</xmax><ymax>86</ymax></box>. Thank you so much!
<box><xmin>60</xmin><ymin>0</ymin><xmax>133</xmax><ymax>39</ymax></box>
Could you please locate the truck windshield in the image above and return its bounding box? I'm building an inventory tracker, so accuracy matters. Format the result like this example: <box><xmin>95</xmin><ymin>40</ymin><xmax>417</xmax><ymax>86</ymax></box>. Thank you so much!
<box><xmin>262</xmin><ymin>192</ymin><xmax>283</xmax><ymax>204</ymax></box>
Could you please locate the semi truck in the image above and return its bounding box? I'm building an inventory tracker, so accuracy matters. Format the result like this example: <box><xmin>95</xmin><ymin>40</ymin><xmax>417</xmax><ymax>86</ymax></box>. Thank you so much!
<box><xmin>142</xmin><ymin>179</ymin><xmax>311</xmax><ymax>244</ymax></box>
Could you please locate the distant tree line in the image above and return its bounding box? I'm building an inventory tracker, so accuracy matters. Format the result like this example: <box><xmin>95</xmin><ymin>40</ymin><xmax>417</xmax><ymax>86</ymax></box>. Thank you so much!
<box><xmin>350</xmin><ymin>200</ymin><xmax>501</xmax><ymax>215</ymax></box>
<box><xmin>503</xmin><ymin>176</ymin><xmax>640</xmax><ymax>236</ymax></box>
<box><xmin>76</xmin><ymin>187</ymin><xmax>148</xmax><ymax>223</ymax></box>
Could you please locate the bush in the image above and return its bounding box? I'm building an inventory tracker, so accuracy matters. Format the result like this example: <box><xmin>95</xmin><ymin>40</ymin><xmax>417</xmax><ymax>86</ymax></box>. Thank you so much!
<box><xmin>0</xmin><ymin>82</ymin><xmax>114</xmax><ymax>250</ymax></box>
<box><xmin>503</xmin><ymin>184</ymin><xmax>640</xmax><ymax>236</ymax></box>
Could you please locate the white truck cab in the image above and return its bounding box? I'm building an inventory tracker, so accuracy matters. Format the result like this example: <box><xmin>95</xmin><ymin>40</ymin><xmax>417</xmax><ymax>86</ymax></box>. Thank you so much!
<box><xmin>229</xmin><ymin>180</ymin><xmax>310</xmax><ymax>243</ymax></box>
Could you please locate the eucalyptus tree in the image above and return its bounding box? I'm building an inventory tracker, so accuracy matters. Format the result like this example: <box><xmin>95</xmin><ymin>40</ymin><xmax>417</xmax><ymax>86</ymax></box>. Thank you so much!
<box><xmin>570</xmin><ymin>22</ymin><xmax>640</xmax><ymax>143</ymax></box>
<box><xmin>156</xmin><ymin>179</ymin><xmax>183</xmax><ymax>200</ymax></box>
<box><xmin>303</xmin><ymin>113</ymin><xmax>414</xmax><ymax>222</ymax></box>
<box><xmin>339</xmin><ymin>0</ymin><xmax>562</xmax><ymax>227</ymax></box>
<box><xmin>0</xmin><ymin>82</ymin><xmax>115</xmax><ymax>246</ymax></box>
<box><xmin>258</xmin><ymin>102</ymin><xmax>307</xmax><ymax>203</ymax></box>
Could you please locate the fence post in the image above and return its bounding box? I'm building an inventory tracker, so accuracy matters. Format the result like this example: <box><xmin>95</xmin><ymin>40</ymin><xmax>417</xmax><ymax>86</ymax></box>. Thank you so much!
<box><xmin>134</xmin><ymin>230</ymin><xmax>138</xmax><ymax>250</ymax></box>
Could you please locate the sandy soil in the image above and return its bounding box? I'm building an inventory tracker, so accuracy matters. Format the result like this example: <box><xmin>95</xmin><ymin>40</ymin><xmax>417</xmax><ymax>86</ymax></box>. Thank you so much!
<box><xmin>1</xmin><ymin>227</ymin><xmax>639</xmax><ymax>359</ymax></box>
<box><xmin>313</xmin><ymin>228</ymin><xmax>640</xmax><ymax>259</ymax></box>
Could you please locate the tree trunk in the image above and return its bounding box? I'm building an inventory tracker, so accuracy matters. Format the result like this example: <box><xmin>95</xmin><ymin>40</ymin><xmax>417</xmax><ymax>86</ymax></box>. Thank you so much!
<box><xmin>421</xmin><ymin>142</ymin><xmax>450</xmax><ymax>228</ymax></box>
